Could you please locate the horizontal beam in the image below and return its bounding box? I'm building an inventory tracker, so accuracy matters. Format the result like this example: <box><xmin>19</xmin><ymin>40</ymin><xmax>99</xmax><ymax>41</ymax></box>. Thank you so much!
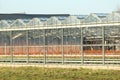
<box><xmin>0</xmin><ymin>22</ymin><xmax>120</xmax><ymax>31</ymax></box>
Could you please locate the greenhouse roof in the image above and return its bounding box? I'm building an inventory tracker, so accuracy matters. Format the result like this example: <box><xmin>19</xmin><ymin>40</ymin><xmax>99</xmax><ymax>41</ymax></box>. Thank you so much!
<box><xmin>0</xmin><ymin>11</ymin><xmax>120</xmax><ymax>29</ymax></box>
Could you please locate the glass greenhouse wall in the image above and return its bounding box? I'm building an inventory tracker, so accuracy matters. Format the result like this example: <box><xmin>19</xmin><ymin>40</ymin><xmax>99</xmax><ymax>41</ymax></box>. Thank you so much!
<box><xmin>0</xmin><ymin>11</ymin><xmax>120</xmax><ymax>65</ymax></box>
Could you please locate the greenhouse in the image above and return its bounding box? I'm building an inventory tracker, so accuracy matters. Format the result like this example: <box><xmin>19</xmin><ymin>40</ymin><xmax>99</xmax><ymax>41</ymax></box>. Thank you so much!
<box><xmin>0</xmin><ymin>11</ymin><xmax>120</xmax><ymax>65</ymax></box>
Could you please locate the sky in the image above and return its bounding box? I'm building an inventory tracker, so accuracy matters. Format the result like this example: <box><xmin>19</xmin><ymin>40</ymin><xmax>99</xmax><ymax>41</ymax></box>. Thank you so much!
<box><xmin>0</xmin><ymin>0</ymin><xmax>120</xmax><ymax>15</ymax></box>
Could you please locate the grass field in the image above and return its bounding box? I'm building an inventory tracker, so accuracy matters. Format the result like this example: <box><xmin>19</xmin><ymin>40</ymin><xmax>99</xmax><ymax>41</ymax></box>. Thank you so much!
<box><xmin>0</xmin><ymin>67</ymin><xmax>119</xmax><ymax>80</ymax></box>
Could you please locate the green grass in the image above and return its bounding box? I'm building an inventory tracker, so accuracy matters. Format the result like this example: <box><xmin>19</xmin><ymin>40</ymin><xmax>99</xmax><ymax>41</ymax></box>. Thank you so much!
<box><xmin>0</xmin><ymin>67</ymin><xmax>119</xmax><ymax>80</ymax></box>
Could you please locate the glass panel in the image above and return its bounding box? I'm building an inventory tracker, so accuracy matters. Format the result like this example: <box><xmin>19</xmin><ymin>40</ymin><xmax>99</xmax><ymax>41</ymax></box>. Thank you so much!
<box><xmin>104</xmin><ymin>26</ymin><xmax>120</xmax><ymax>44</ymax></box>
<box><xmin>83</xmin><ymin>27</ymin><xmax>102</xmax><ymax>44</ymax></box>
<box><xmin>45</xmin><ymin>29</ymin><xmax>62</xmax><ymax>64</ymax></box>
<box><xmin>0</xmin><ymin>20</ymin><xmax>10</xmax><ymax>28</ymax></box>
<box><xmin>63</xmin><ymin>28</ymin><xmax>81</xmax><ymax>64</ymax></box>
<box><xmin>105</xmin><ymin>46</ymin><xmax>120</xmax><ymax>65</ymax></box>
<box><xmin>28</xmin><ymin>30</ymin><xmax>44</xmax><ymax>63</ymax></box>
<box><xmin>44</xmin><ymin>17</ymin><xmax>61</xmax><ymax>26</ymax></box>
<box><xmin>83</xmin><ymin>46</ymin><xmax>102</xmax><ymax>64</ymax></box>
<box><xmin>105</xmin><ymin>13</ymin><xmax>120</xmax><ymax>22</ymax></box>
<box><xmin>27</xmin><ymin>18</ymin><xmax>43</xmax><ymax>27</ymax></box>
<box><xmin>11</xmin><ymin>19</ymin><xmax>25</xmax><ymax>27</ymax></box>
<box><xmin>0</xmin><ymin>31</ymin><xmax>11</xmax><ymax>63</ymax></box>
<box><xmin>12</xmin><ymin>31</ymin><xmax>27</xmax><ymax>63</ymax></box>
<box><xmin>62</xmin><ymin>16</ymin><xmax>80</xmax><ymax>25</ymax></box>
<box><xmin>83</xmin><ymin>14</ymin><xmax>100</xmax><ymax>23</ymax></box>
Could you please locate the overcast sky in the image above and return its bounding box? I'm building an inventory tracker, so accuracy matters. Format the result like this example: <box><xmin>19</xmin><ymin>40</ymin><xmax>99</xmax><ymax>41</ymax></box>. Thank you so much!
<box><xmin>0</xmin><ymin>0</ymin><xmax>120</xmax><ymax>14</ymax></box>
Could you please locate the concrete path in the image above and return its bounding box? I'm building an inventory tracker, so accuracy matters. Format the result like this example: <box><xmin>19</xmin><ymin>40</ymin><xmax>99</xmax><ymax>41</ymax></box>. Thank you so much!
<box><xmin>0</xmin><ymin>64</ymin><xmax>120</xmax><ymax>70</ymax></box>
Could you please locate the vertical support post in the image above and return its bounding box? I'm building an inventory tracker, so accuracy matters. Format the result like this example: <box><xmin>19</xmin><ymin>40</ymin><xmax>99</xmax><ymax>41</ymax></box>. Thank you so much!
<box><xmin>39</xmin><ymin>30</ymin><xmax>41</xmax><ymax>64</ymax></box>
<box><xmin>4</xmin><ymin>43</ymin><xmax>7</xmax><ymax>56</ymax></box>
<box><xmin>44</xmin><ymin>29</ymin><xmax>46</xmax><ymax>64</ymax></box>
<box><xmin>10</xmin><ymin>31</ymin><xmax>13</xmax><ymax>63</ymax></box>
<box><xmin>26</xmin><ymin>30</ymin><xmax>29</xmax><ymax>64</ymax></box>
<box><xmin>62</xmin><ymin>28</ymin><xmax>64</xmax><ymax>64</ymax></box>
<box><xmin>81</xmin><ymin>26</ymin><xmax>84</xmax><ymax>65</ymax></box>
<box><xmin>102</xmin><ymin>26</ymin><xmax>105</xmax><ymax>65</ymax></box>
